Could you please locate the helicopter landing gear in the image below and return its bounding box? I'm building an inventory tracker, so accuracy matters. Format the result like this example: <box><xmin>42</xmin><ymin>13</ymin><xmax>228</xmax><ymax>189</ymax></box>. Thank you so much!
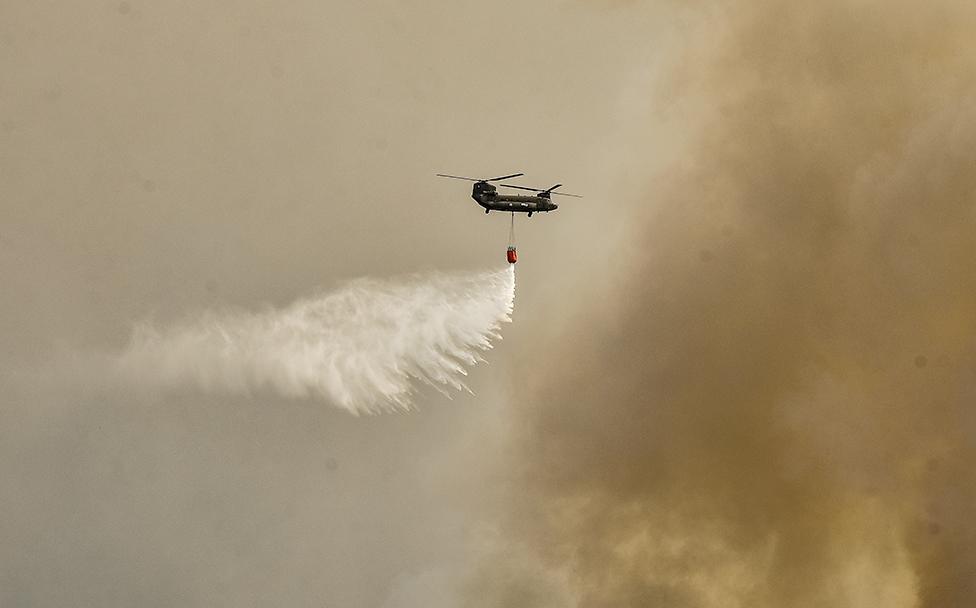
<box><xmin>485</xmin><ymin>208</ymin><xmax>490</xmax><ymax>214</ymax></box>
<box><xmin>527</xmin><ymin>211</ymin><xmax>533</xmax><ymax>217</ymax></box>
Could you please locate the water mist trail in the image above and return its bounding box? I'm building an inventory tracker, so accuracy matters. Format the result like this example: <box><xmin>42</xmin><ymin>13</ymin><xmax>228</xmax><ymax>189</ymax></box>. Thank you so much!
<box><xmin>116</xmin><ymin>266</ymin><xmax>515</xmax><ymax>414</ymax></box>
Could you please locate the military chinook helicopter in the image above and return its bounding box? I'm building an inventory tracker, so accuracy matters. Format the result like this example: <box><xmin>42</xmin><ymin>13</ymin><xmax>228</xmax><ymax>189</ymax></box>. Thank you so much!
<box><xmin>436</xmin><ymin>172</ymin><xmax>582</xmax><ymax>217</ymax></box>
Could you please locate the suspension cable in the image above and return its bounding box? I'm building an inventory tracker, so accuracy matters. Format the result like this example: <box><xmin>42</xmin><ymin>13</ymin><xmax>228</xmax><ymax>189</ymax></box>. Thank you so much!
<box><xmin>508</xmin><ymin>212</ymin><xmax>515</xmax><ymax>247</ymax></box>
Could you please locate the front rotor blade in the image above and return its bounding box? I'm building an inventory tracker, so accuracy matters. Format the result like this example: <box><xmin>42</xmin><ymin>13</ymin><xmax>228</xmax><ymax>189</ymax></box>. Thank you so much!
<box><xmin>543</xmin><ymin>184</ymin><xmax>563</xmax><ymax>194</ymax></box>
<box><xmin>551</xmin><ymin>191</ymin><xmax>583</xmax><ymax>198</ymax></box>
<box><xmin>487</xmin><ymin>173</ymin><xmax>524</xmax><ymax>182</ymax></box>
<box><xmin>436</xmin><ymin>174</ymin><xmax>481</xmax><ymax>182</ymax></box>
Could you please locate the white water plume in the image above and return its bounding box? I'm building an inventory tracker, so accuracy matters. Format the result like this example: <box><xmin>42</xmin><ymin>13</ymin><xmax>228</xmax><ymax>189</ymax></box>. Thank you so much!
<box><xmin>116</xmin><ymin>266</ymin><xmax>515</xmax><ymax>414</ymax></box>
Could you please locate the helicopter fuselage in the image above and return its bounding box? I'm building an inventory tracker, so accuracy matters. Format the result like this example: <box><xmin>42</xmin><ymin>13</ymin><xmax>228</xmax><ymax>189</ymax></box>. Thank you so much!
<box><xmin>472</xmin><ymin>183</ymin><xmax>558</xmax><ymax>215</ymax></box>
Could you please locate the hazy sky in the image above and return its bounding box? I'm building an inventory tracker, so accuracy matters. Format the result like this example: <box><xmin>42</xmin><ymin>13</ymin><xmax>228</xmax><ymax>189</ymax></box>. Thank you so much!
<box><xmin>1</xmin><ymin>1</ymin><xmax>666</xmax><ymax>605</ymax></box>
<box><xmin>4</xmin><ymin>0</ymin><xmax>976</xmax><ymax>606</ymax></box>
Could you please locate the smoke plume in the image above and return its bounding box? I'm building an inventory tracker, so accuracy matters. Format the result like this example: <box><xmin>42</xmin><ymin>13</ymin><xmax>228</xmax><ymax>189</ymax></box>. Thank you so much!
<box><xmin>490</xmin><ymin>1</ymin><xmax>976</xmax><ymax>606</ymax></box>
<box><xmin>116</xmin><ymin>266</ymin><xmax>515</xmax><ymax>414</ymax></box>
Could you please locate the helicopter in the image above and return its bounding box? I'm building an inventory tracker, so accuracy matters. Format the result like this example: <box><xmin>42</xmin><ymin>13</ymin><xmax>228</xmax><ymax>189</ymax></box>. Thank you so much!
<box><xmin>436</xmin><ymin>172</ymin><xmax>582</xmax><ymax>217</ymax></box>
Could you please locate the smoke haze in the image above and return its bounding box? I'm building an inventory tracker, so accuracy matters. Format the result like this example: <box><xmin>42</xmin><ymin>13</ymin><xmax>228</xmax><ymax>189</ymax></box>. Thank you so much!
<box><xmin>490</xmin><ymin>0</ymin><xmax>976</xmax><ymax>606</ymax></box>
<box><xmin>117</xmin><ymin>266</ymin><xmax>514</xmax><ymax>414</ymax></box>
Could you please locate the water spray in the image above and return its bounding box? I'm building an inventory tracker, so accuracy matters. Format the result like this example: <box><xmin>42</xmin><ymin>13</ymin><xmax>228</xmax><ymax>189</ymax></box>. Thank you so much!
<box><xmin>116</xmin><ymin>267</ymin><xmax>516</xmax><ymax>415</ymax></box>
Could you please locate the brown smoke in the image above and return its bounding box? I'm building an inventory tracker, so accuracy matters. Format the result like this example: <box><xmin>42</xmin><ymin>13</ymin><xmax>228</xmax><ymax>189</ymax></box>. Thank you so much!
<box><xmin>498</xmin><ymin>1</ymin><xmax>976</xmax><ymax>605</ymax></box>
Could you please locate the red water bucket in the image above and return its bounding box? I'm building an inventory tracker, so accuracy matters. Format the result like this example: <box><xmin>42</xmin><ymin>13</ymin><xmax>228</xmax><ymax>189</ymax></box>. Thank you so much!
<box><xmin>506</xmin><ymin>246</ymin><xmax>517</xmax><ymax>264</ymax></box>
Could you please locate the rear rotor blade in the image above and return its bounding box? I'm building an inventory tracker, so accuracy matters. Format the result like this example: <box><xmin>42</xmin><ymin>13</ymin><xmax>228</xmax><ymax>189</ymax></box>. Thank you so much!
<box><xmin>498</xmin><ymin>183</ymin><xmax>545</xmax><ymax>192</ymax></box>
<box><xmin>544</xmin><ymin>184</ymin><xmax>584</xmax><ymax>198</ymax></box>
<box><xmin>499</xmin><ymin>183</ymin><xmax>583</xmax><ymax>198</ymax></box>
<box><xmin>436</xmin><ymin>174</ymin><xmax>481</xmax><ymax>182</ymax></box>
<box><xmin>486</xmin><ymin>173</ymin><xmax>524</xmax><ymax>182</ymax></box>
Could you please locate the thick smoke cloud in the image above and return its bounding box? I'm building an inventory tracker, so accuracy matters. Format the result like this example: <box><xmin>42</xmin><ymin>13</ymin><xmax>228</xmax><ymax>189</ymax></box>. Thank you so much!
<box><xmin>494</xmin><ymin>1</ymin><xmax>976</xmax><ymax>606</ymax></box>
<box><xmin>116</xmin><ymin>266</ymin><xmax>515</xmax><ymax>414</ymax></box>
